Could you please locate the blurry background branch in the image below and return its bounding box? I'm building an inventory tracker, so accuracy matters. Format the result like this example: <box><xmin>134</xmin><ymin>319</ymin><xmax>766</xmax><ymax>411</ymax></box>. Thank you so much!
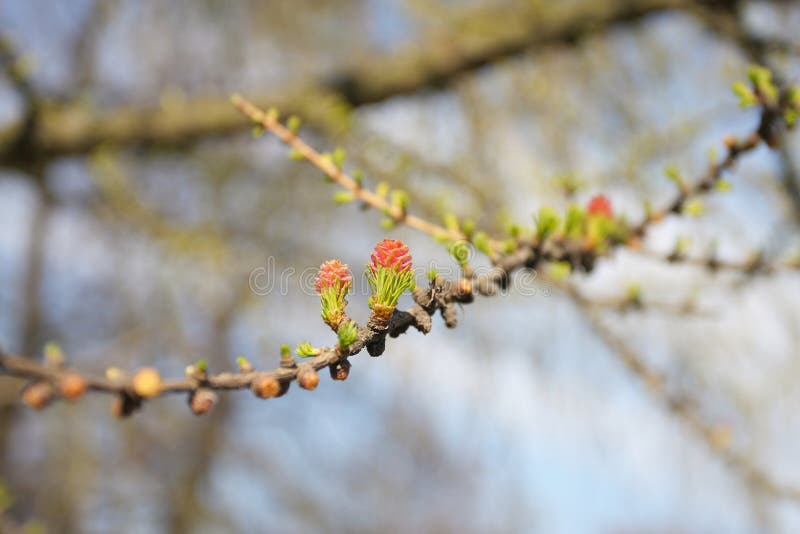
<box><xmin>554</xmin><ymin>277</ymin><xmax>800</xmax><ymax>503</ymax></box>
<box><xmin>0</xmin><ymin>0</ymin><xmax>744</xmax><ymax>169</ymax></box>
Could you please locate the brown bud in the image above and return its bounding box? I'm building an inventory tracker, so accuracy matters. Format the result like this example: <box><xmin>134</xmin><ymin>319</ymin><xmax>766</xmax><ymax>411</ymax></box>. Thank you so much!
<box><xmin>275</xmin><ymin>380</ymin><xmax>291</xmax><ymax>397</ymax></box>
<box><xmin>59</xmin><ymin>372</ymin><xmax>88</xmax><ymax>400</ymax></box>
<box><xmin>22</xmin><ymin>381</ymin><xmax>55</xmax><ymax>410</ymax></box>
<box><xmin>111</xmin><ymin>393</ymin><xmax>141</xmax><ymax>418</ymax></box>
<box><xmin>708</xmin><ymin>424</ymin><xmax>733</xmax><ymax>451</ymax></box>
<box><xmin>626</xmin><ymin>236</ymin><xmax>642</xmax><ymax>250</ymax></box>
<box><xmin>111</xmin><ymin>396</ymin><xmax>124</xmax><ymax>418</ymax></box>
<box><xmin>189</xmin><ymin>389</ymin><xmax>218</xmax><ymax>415</ymax></box>
<box><xmin>329</xmin><ymin>359</ymin><xmax>351</xmax><ymax>381</ymax></box>
<box><xmin>723</xmin><ymin>134</ymin><xmax>737</xmax><ymax>149</ymax></box>
<box><xmin>132</xmin><ymin>367</ymin><xmax>161</xmax><ymax>398</ymax></box>
<box><xmin>252</xmin><ymin>374</ymin><xmax>281</xmax><ymax>399</ymax></box>
<box><xmin>367</xmin><ymin>305</ymin><xmax>394</xmax><ymax>331</ymax></box>
<box><xmin>763</xmin><ymin>132</ymin><xmax>781</xmax><ymax>149</ymax></box>
<box><xmin>456</xmin><ymin>277</ymin><xmax>473</xmax><ymax>302</ymax></box>
<box><xmin>297</xmin><ymin>366</ymin><xmax>320</xmax><ymax>390</ymax></box>
<box><xmin>366</xmin><ymin>337</ymin><xmax>386</xmax><ymax>357</ymax></box>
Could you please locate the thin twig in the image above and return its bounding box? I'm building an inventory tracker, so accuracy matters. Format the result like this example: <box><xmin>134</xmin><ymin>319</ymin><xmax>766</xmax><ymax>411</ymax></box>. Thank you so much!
<box><xmin>231</xmin><ymin>94</ymin><xmax>464</xmax><ymax>243</ymax></box>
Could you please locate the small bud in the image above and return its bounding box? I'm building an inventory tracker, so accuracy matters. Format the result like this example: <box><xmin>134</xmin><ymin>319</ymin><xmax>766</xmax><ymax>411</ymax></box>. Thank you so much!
<box><xmin>732</xmin><ymin>81</ymin><xmax>757</xmax><ymax>107</ymax></box>
<box><xmin>626</xmin><ymin>283</ymin><xmax>642</xmax><ymax>307</ymax></box>
<box><xmin>287</xmin><ymin>115</ymin><xmax>302</xmax><ymax>134</ymax></box>
<box><xmin>715</xmin><ymin>179</ymin><xmax>732</xmax><ymax>192</ymax></box>
<box><xmin>564</xmin><ymin>204</ymin><xmax>586</xmax><ymax>237</ymax></box>
<box><xmin>675</xmin><ymin>237</ymin><xmax>691</xmax><ymax>257</ymax></box>
<box><xmin>132</xmin><ymin>367</ymin><xmax>161</xmax><ymax>398</ymax></box>
<box><xmin>185</xmin><ymin>359</ymin><xmax>207</xmax><ymax>380</ymax></box>
<box><xmin>390</xmin><ymin>189</ymin><xmax>409</xmax><ymax>214</ymax></box>
<box><xmin>789</xmin><ymin>87</ymin><xmax>800</xmax><ymax>109</ymax></box>
<box><xmin>626</xmin><ymin>236</ymin><xmax>642</xmax><ymax>250</ymax></box>
<box><xmin>682</xmin><ymin>198</ymin><xmax>704</xmax><ymax>217</ymax></box>
<box><xmin>43</xmin><ymin>342</ymin><xmax>65</xmax><ymax>367</ymax></box>
<box><xmin>366</xmin><ymin>337</ymin><xmax>386</xmax><ymax>357</ymax></box>
<box><xmin>59</xmin><ymin>372</ymin><xmax>88</xmax><ymax>400</ymax></box>
<box><xmin>461</xmin><ymin>218</ymin><xmax>476</xmax><ymax>238</ymax></box>
<box><xmin>448</xmin><ymin>241</ymin><xmax>470</xmax><ymax>267</ymax></box>
<box><xmin>297</xmin><ymin>366</ymin><xmax>320</xmax><ymax>390</ymax></box>
<box><xmin>333</xmin><ymin>191</ymin><xmax>355</xmax><ymax>204</ymax></box>
<box><xmin>457</xmin><ymin>277</ymin><xmax>472</xmax><ymax>298</ymax></box>
<box><xmin>664</xmin><ymin>166</ymin><xmax>686</xmax><ymax>192</ymax></box>
<box><xmin>747</xmin><ymin>64</ymin><xmax>777</xmax><ymax>104</ymax></box>
<box><xmin>105</xmin><ymin>367</ymin><xmax>124</xmax><ymax>382</ymax></box>
<box><xmin>276</xmin><ymin>380</ymin><xmax>290</xmax><ymax>397</ymax></box>
<box><xmin>375</xmin><ymin>181</ymin><xmax>390</xmax><ymax>199</ymax></box>
<box><xmin>536</xmin><ymin>206</ymin><xmax>561</xmax><ymax>239</ymax></box>
<box><xmin>471</xmin><ymin>232</ymin><xmax>492</xmax><ymax>256</ymax></box>
<box><xmin>189</xmin><ymin>389</ymin><xmax>218</xmax><ymax>415</ymax></box>
<box><xmin>280</xmin><ymin>344</ymin><xmax>296</xmax><ymax>368</ymax></box>
<box><xmin>784</xmin><ymin>108</ymin><xmax>798</xmax><ymax>129</ymax></box>
<box><xmin>337</xmin><ymin>321</ymin><xmax>359</xmax><ymax>350</ymax></box>
<box><xmin>295</xmin><ymin>342</ymin><xmax>320</xmax><ymax>358</ymax></box>
<box><xmin>111</xmin><ymin>395</ymin><xmax>125</xmax><ymax>418</ymax></box>
<box><xmin>708</xmin><ymin>424</ymin><xmax>733</xmax><ymax>451</ymax></box>
<box><xmin>236</xmin><ymin>356</ymin><xmax>253</xmax><ymax>373</ymax></box>
<box><xmin>443</xmin><ymin>212</ymin><xmax>459</xmax><ymax>232</ymax></box>
<box><xmin>329</xmin><ymin>359</ymin><xmax>351</xmax><ymax>381</ymax></box>
<box><xmin>554</xmin><ymin>172</ymin><xmax>582</xmax><ymax>196</ymax></box>
<box><xmin>252</xmin><ymin>374</ymin><xmax>281</xmax><ymax>398</ymax></box>
<box><xmin>427</xmin><ymin>266</ymin><xmax>438</xmax><ymax>281</ymax></box>
<box><xmin>289</xmin><ymin>148</ymin><xmax>305</xmax><ymax>160</ymax></box>
<box><xmin>332</xmin><ymin>147</ymin><xmax>346</xmax><ymax>169</ymax></box>
<box><xmin>22</xmin><ymin>381</ymin><xmax>55</xmax><ymax>410</ymax></box>
<box><xmin>111</xmin><ymin>393</ymin><xmax>141</xmax><ymax>418</ymax></box>
<box><xmin>547</xmin><ymin>261</ymin><xmax>572</xmax><ymax>282</ymax></box>
<box><xmin>723</xmin><ymin>134</ymin><xmax>737</xmax><ymax>149</ymax></box>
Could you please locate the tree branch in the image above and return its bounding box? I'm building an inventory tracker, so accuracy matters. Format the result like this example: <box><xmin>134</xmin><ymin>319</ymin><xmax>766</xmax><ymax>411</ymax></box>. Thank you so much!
<box><xmin>579</xmin><ymin>295</ymin><xmax>800</xmax><ymax>502</ymax></box>
<box><xmin>1</xmin><ymin>78</ymin><xmax>790</xmax><ymax>415</ymax></box>
<box><xmin>0</xmin><ymin>0</ymin><xmax>715</xmax><ymax>168</ymax></box>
